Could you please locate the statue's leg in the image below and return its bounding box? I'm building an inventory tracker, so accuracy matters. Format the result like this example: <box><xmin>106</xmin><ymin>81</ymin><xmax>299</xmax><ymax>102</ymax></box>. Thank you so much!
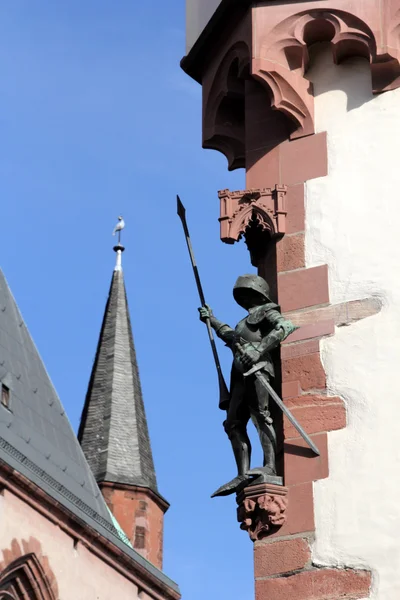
<box><xmin>224</xmin><ymin>378</ymin><xmax>251</xmax><ymax>476</ymax></box>
<box><xmin>211</xmin><ymin>375</ymin><xmax>252</xmax><ymax>497</ymax></box>
<box><xmin>248</xmin><ymin>375</ymin><xmax>277</xmax><ymax>475</ymax></box>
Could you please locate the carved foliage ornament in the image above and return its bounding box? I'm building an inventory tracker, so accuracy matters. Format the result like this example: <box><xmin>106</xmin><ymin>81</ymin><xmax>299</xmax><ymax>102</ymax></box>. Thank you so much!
<box><xmin>218</xmin><ymin>186</ymin><xmax>287</xmax><ymax>245</ymax></box>
<box><xmin>237</xmin><ymin>493</ymin><xmax>288</xmax><ymax>541</ymax></box>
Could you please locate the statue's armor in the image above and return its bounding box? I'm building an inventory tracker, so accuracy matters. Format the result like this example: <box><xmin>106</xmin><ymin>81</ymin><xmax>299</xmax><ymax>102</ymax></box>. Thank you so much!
<box><xmin>232</xmin><ymin>303</ymin><xmax>280</xmax><ymax>377</ymax></box>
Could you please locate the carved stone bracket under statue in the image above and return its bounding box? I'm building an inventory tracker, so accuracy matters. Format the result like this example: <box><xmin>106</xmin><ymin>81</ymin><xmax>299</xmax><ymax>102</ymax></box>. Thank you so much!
<box><xmin>219</xmin><ymin>186</ymin><xmax>288</xmax><ymax>244</ymax></box>
<box><xmin>237</xmin><ymin>483</ymin><xmax>289</xmax><ymax>541</ymax></box>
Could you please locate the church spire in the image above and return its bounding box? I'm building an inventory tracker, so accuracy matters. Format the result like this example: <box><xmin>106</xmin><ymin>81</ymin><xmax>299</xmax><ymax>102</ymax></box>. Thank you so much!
<box><xmin>78</xmin><ymin>222</ymin><xmax>168</xmax><ymax>568</ymax></box>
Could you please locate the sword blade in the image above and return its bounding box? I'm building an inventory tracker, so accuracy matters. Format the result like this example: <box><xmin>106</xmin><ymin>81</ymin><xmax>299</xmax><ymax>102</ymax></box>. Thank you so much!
<box><xmin>254</xmin><ymin>371</ymin><xmax>320</xmax><ymax>456</ymax></box>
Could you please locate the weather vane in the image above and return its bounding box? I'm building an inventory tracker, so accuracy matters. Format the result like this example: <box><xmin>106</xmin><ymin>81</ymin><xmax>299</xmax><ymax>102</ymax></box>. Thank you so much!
<box><xmin>112</xmin><ymin>215</ymin><xmax>125</xmax><ymax>245</ymax></box>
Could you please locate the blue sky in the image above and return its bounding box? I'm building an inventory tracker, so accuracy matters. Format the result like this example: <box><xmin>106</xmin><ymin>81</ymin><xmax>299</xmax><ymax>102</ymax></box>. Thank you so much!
<box><xmin>0</xmin><ymin>2</ymin><xmax>259</xmax><ymax>597</ymax></box>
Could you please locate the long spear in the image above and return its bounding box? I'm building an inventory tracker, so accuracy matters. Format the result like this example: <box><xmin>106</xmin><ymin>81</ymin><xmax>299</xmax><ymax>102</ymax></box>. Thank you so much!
<box><xmin>177</xmin><ymin>195</ymin><xmax>230</xmax><ymax>411</ymax></box>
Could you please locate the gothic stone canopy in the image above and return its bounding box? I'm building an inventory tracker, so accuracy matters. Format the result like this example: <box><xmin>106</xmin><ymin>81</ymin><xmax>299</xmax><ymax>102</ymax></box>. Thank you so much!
<box><xmin>182</xmin><ymin>0</ymin><xmax>400</xmax><ymax>171</ymax></box>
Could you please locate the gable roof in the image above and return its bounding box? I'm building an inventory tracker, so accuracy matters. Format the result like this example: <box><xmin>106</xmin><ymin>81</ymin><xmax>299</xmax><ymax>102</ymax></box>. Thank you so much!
<box><xmin>0</xmin><ymin>268</ymin><xmax>178</xmax><ymax>594</ymax></box>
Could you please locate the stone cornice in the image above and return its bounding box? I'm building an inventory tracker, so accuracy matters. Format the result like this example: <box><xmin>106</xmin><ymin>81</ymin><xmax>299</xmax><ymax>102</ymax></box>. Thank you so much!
<box><xmin>99</xmin><ymin>481</ymin><xmax>170</xmax><ymax>514</ymax></box>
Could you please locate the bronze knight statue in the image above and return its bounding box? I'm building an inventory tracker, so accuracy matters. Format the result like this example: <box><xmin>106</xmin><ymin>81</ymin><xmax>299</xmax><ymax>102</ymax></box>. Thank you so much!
<box><xmin>199</xmin><ymin>274</ymin><xmax>297</xmax><ymax>497</ymax></box>
<box><xmin>177</xmin><ymin>196</ymin><xmax>319</xmax><ymax>498</ymax></box>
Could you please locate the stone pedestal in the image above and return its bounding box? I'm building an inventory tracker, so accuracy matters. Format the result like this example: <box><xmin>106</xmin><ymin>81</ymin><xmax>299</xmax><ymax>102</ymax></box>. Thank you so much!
<box><xmin>237</xmin><ymin>483</ymin><xmax>289</xmax><ymax>541</ymax></box>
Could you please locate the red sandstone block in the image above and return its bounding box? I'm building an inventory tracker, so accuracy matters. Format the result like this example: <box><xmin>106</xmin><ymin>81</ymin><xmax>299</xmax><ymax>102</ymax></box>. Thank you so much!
<box><xmin>284</xmin><ymin>433</ymin><xmax>328</xmax><ymax>486</ymax></box>
<box><xmin>246</xmin><ymin>147</ymin><xmax>280</xmax><ymax>188</ymax></box>
<box><xmin>282</xmin><ymin>381</ymin><xmax>302</xmax><ymax>399</ymax></box>
<box><xmin>282</xmin><ymin>353</ymin><xmax>326</xmax><ymax>391</ymax></box>
<box><xmin>256</xmin><ymin>567</ymin><xmax>371</xmax><ymax>600</ymax></box>
<box><xmin>268</xmin><ymin>483</ymin><xmax>315</xmax><ymax>539</ymax></box>
<box><xmin>286</xmin><ymin>184</ymin><xmax>305</xmax><ymax>234</ymax></box>
<box><xmin>280</xmin><ymin>132</ymin><xmax>328</xmax><ymax>186</ymax></box>
<box><xmin>283</xmin><ymin>320</ymin><xmax>335</xmax><ymax>345</ymax></box>
<box><xmin>278</xmin><ymin>265</ymin><xmax>330</xmax><ymax>313</ymax></box>
<box><xmin>281</xmin><ymin>340</ymin><xmax>320</xmax><ymax>360</ymax></box>
<box><xmin>312</xmin><ymin>568</ymin><xmax>371</xmax><ymax>599</ymax></box>
<box><xmin>254</xmin><ymin>537</ymin><xmax>311</xmax><ymax>578</ymax></box>
<box><xmin>277</xmin><ymin>233</ymin><xmax>305</xmax><ymax>272</ymax></box>
<box><xmin>245</xmin><ymin>114</ymin><xmax>284</xmax><ymax>155</ymax></box>
<box><xmin>284</xmin><ymin>396</ymin><xmax>346</xmax><ymax>439</ymax></box>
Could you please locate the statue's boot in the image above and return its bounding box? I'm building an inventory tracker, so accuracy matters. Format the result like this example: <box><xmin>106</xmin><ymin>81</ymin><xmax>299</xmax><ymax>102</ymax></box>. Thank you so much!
<box><xmin>246</xmin><ymin>466</ymin><xmax>283</xmax><ymax>486</ymax></box>
<box><xmin>247</xmin><ymin>466</ymin><xmax>276</xmax><ymax>477</ymax></box>
<box><xmin>211</xmin><ymin>474</ymin><xmax>249</xmax><ymax>498</ymax></box>
<box><xmin>212</xmin><ymin>420</ymin><xmax>252</xmax><ymax>497</ymax></box>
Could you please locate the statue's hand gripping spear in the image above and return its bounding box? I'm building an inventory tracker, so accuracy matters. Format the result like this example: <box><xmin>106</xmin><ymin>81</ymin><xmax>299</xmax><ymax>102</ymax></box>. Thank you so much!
<box><xmin>177</xmin><ymin>196</ymin><xmax>230</xmax><ymax>411</ymax></box>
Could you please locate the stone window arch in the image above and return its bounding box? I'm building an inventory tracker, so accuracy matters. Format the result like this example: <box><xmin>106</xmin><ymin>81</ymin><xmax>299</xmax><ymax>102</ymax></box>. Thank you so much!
<box><xmin>0</xmin><ymin>553</ymin><xmax>57</xmax><ymax>600</ymax></box>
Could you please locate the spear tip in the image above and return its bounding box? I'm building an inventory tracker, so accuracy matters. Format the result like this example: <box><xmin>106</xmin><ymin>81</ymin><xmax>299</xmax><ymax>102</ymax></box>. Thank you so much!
<box><xmin>177</xmin><ymin>195</ymin><xmax>186</xmax><ymax>221</ymax></box>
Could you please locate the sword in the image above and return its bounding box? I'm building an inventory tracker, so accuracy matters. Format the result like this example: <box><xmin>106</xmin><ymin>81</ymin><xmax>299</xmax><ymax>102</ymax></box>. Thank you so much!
<box><xmin>235</xmin><ymin>344</ymin><xmax>320</xmax><ymax>456</ymax></box>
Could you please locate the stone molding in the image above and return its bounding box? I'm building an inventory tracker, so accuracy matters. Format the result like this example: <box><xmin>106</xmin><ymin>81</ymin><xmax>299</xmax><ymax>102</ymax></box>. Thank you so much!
<box><xmin>0</xmin><ymin>540</ymin><xmax>57</xmax><ymax>600</ymax></box>
<box><xmin>99</xmin><ymin>481</ymin><xmax>170</xmax><ymax>514</ymax></box>
<box><xmin>0</xmin><ymin>555</ymin><xmax>56</xmax><ymax>600</ymax></box>
<box><xmin>237</xmin><ymin>483</ymin><xmax>289</xmax><ymax>541</ymax></box>
<box><xmin>218</xmin><ymin>186</ymin><xmax>287</xmax><ymax>244</ymax></box>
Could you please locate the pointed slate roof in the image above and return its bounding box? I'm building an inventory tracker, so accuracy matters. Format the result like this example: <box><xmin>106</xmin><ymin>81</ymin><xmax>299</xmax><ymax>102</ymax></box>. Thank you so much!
<box><xmin>0</xmin><ymin>267</ymin><xmax>178</xmax><ymax>593</ymax></box>
<box><xmin>78</xmin><ymin>246</ymin><xmax>159</xmax><ymax>496</ymax></box>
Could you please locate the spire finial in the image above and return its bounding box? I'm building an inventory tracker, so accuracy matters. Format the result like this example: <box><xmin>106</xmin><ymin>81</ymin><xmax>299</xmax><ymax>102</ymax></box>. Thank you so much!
<box><xmin>112</xmin><ymin>216</ymin><xmax>126</xmax><ymax>272</ymax></box>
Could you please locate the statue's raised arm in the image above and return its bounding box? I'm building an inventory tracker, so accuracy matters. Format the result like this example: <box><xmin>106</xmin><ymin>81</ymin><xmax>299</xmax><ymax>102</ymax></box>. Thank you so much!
<box><xmin>198</xmin><ymin>305</ymin><xmax>235</xmax><ymax>347</ymax></box>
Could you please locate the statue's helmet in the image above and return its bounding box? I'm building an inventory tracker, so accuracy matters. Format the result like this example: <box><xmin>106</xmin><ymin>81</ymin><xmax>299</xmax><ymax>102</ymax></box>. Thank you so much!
<box><xmin>233</xmin><ymin>274</ymin><xmax>271</xmax><ymax>308</ymax></box>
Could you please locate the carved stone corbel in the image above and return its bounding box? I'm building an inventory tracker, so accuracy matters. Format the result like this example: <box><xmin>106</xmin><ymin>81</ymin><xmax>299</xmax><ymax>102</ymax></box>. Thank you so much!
<box><xmin>237</xmin><ymin>483</ymin><xmax>289</xmax><ymax>541</ymax></box>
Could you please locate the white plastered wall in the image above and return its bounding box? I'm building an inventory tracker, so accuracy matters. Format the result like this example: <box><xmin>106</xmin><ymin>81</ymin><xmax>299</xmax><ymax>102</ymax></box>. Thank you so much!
<box><xmin>305</xmin><ymin>44</ymin><xmax>400</xmax><ymax>600</ymax></box>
